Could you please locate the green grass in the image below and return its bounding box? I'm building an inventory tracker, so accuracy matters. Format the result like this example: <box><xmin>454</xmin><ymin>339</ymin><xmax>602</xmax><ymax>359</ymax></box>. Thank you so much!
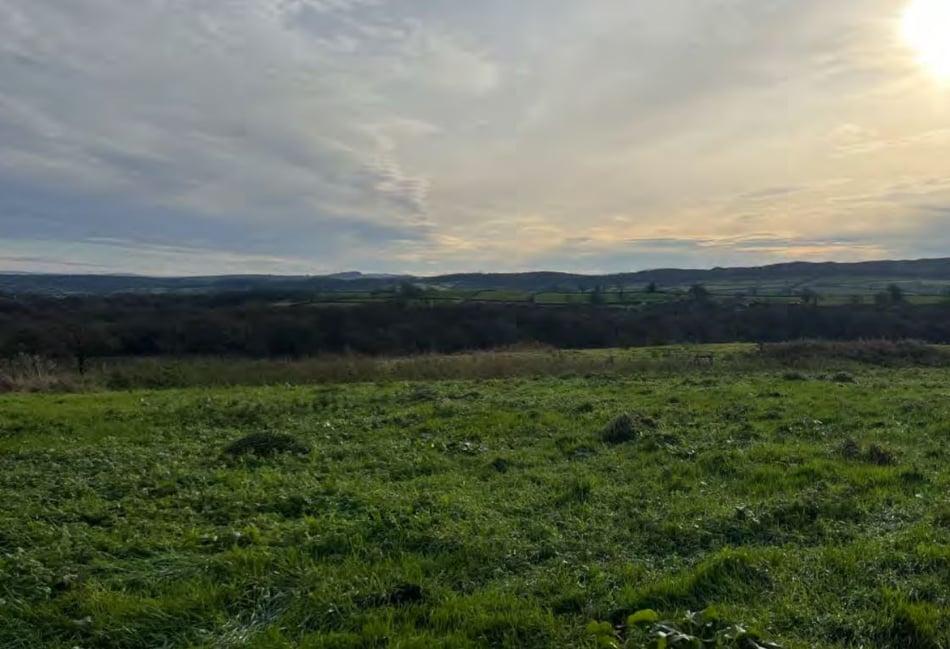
<box><xmin>2</xmin><ymin>367</ymin><xmax>950</xmax><ymax>647</ymax></box>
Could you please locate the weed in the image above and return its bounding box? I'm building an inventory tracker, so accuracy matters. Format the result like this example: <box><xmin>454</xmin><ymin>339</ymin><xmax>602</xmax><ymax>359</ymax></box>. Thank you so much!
<box><xmin>621</xmin><ymin>607</ymin><xmax>783</xmax><ymax>648</ymax></box>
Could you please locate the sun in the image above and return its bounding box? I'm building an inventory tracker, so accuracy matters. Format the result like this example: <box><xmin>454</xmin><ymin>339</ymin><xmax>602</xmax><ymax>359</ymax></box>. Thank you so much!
<box><xmin>902</xmin><ymin>0</ymin><xmax>950</xmax><ymax>80</ymax></box>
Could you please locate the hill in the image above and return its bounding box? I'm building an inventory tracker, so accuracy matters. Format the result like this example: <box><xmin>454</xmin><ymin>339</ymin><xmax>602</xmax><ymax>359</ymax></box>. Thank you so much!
<box><xmin>3</xmin><ymin>257</ymin><xmax>950</xmax><ymax>296</ymax></box>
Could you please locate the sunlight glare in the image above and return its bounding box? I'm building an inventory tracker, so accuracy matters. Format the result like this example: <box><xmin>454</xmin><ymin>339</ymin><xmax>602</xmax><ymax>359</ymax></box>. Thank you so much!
<box><xmin>902</xmin><ymin>0</ymin><xmax>950</xmax><ymax>80</ymax></box>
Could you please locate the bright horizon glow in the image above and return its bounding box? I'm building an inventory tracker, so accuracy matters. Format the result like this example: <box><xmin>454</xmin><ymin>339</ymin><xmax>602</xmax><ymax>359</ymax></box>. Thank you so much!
<box><xmin>902</xmin><ymin>0</ymin><xmax>950</xmax><ymax>80</ymax></box>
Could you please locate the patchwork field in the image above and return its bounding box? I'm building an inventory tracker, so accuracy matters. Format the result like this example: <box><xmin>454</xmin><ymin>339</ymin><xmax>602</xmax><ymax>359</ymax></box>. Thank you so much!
<box><xmin>2</xmin><ymin>366</ymin><xmax>949</xmax><ymax>647</ymax></box>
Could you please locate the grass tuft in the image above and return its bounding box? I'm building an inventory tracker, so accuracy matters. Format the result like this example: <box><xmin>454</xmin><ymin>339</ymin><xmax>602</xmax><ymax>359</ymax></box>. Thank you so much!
<box><xmin>222</xmin><ymin>432</ymin><xmax>310</xmax><ymax>458</ymax></box>
<box><xmin>601</xmin><ymin>412</ymin><xmax>657</xmax><ymax>444</ymax></box>
<box><xmin>866</xmin><ymin>443</ymin><xmax>899</xmax><ymax>466</ymax></box>
<box><xmin>884</xmin><ymin>597</ymin><xmax>945</xmax><ymax>649</ymax></box>
<box><xmin>839</xmin><ymin>437</ymin><xmax>863</xmax><ymax>459</ymax></box>
<box><xmin>837</xmin><ymin>438</ymin><xmax>899</xmax><ymax>466</ymax></box>
<box><xmin>831</xmin><ymin>371</ymin><xmax>856</xmax><ymax>383</ymax></box>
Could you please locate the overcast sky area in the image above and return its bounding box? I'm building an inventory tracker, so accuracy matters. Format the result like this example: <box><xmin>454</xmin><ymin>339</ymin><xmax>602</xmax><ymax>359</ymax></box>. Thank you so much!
<box><xmin>1</xmin><ymin>0</ymin><xmax>949</xmax><ymax>276</ymax></box>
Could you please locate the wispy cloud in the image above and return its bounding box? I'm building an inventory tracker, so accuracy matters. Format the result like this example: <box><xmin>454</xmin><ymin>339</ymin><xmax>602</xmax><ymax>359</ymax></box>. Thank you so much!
<box><xmin>0</xmin><ymin>0</ymin><xmax>947</xmax><ymax>274</ymax></box>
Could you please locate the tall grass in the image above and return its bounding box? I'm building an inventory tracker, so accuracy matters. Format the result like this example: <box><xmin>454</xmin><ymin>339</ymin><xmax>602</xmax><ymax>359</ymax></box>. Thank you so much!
<box><xmin>758</xmin><ymin>339</ymin><xmax>950</xmax><ymax>366</ymax></box>
<box><xmin>3</xmin><ymin>340</ymin><xmax>949</xmax><ymax>393</ymax></box>
<box><xmin>96</xmin><ymin>349</ymin><xmax>739</xmax><ymax>389</ymax></box>
<box><xmin>0</xmin><ymin>354</ymin><xmax>93</xmax><ymax>393</ymax></box>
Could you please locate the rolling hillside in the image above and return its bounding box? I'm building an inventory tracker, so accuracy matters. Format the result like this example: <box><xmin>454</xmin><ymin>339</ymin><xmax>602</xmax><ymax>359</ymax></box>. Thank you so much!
<box><xmin>4</xmin><ymin>257</ymin><xmax>950</xmax><ymax>296</ymax></box>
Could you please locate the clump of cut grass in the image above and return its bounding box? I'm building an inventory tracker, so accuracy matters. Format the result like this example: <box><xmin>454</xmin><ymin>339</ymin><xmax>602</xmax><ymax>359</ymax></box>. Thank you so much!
<box><xmin>222</xmin><ymin>432</ymin><xmax>310</xmax><ymax>458</ymax></box>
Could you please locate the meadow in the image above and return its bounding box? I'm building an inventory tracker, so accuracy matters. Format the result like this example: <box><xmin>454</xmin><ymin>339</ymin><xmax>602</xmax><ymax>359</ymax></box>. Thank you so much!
<box><xmin>2</xmin><ymin>353</ymin><xmax>950</xmax><ymax>647</ymax></box>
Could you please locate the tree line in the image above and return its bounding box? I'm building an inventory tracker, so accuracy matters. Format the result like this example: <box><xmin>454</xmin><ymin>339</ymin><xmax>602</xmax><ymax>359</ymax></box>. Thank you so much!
<box><xmin>3</xmin><ymin>291</ymin><xmax>950</xmax><ymax>371</ymax></box>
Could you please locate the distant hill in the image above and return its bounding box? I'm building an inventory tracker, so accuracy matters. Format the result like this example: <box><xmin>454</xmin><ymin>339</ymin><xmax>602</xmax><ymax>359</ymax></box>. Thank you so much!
<box><xmin>3</xmin><ymin>257</ymin><xmax>950</xmax><ymax>296</ymax></box>
<box><xmin>432</xmin><ymin>258</ymin><xmax>950</xmax><ymax>290</ymax></box>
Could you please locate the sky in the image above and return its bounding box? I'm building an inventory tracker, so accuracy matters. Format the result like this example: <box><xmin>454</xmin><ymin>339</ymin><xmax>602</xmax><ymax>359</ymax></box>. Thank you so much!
<box><xmin>1</xmin><ymin>0</ymin><xmax>949</xmax><ymax>276</ymax></box>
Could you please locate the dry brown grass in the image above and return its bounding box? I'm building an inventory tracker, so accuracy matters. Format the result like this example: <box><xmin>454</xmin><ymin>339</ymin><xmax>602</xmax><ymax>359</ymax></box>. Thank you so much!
<box><xmin>0</xmin><ymin>355</ymin><xmax>89</xmax><ymax>393</ymax></box>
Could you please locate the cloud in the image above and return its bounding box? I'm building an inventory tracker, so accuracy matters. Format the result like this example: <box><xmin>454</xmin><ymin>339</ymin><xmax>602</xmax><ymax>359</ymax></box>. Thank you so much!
<box><xmin>0</xmin><ymin>238</ymin><xmax>327</xmax><ymax>276</ymax></box>
<box><xmin>0</xmin><ymin>0</ymin><xmax>947</xmax><ymax>274</ymax></box>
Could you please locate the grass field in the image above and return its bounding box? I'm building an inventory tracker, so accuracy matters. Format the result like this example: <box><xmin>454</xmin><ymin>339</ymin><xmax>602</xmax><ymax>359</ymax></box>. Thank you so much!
<box><xmin>300</xmin><ymin>283</ymin><xmax>950</xmax><ymax>308</ymax></box>
<box><xmin>2</xmin><ymin>363</ymin><xmax>950</xmax><ymax>648</ymax></box>
<box><xmin>302</xmin><ymin>282</ymin><xmax>950</xmax><ymax>307</ymax></box>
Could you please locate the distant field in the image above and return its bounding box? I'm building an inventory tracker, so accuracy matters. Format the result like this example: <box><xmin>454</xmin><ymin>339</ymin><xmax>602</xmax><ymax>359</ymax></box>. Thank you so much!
<box><xmin>301</xmin><ymin>285</ymin><xmax>950</xmax><ymax>308</ymax></box>
<box><xmin>2</xmin><ymin>363</ymin><xmax>950</xmax><ymax>647</ymax></box>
